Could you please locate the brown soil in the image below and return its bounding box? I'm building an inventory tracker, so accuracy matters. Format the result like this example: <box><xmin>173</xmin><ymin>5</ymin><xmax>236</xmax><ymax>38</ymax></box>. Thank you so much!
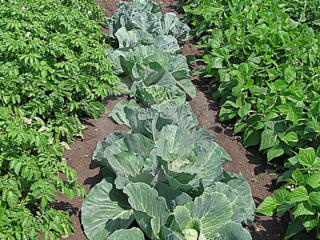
<box><xmin>54</xmin><ymin>0</ymin><xmax>288</xmax><ymax>239</ymax></box>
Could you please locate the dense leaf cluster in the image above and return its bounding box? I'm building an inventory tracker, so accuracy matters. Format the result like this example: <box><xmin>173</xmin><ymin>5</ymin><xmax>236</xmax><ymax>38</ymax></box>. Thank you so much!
<box><xmin>106</xmin><ymin>0</ymin><xmax>195</xmax><ymax>107</ymax></box>
<box><xmin>82</xmin><ymin>101</ymin><xmax>255</xmax><ymax>240</ymax></box>
<box><xmin>81</xmin><ymin>1</ymin><xmax>255</xmax><ymax>239</ymax></box>
<box><xmin>0</xmin><ymin>0</ymin><xmax>119</xmax><ymax>239</ymax></box>
<box><xmin>179</xmin><ymin>0</ymin><xmax>320</xmax><ymax>238</ymax></box>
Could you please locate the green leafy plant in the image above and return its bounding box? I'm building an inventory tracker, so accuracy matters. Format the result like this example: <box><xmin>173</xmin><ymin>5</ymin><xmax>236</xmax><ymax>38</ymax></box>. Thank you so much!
<box><xmin>179</xmin><ymin>0</ymin><xmax>320</xmax><ymax>238</ymax></box>
<box><xmin>182</xmin><ymin>0</ymin><xmax>320</xmax><ymax>162</ymax></box>
<box><xmin>82</xmin><ymin>114</ymin><xmax>255</xmax><ymax>239</ymax></box>
<box><xmin>108</xmin><ymin>44</ymin><xmax>195</xmax><ymax>105</ymax></box>
<box><xmin>0</xmin><ymin>0</ymin><xmax>119</xmax><ymax>238</ymax></box>
<box><xmin>107</xmin><ymin>0</ymin><xmax>190</xmax><ymax>43</ymax></box>
<box><xmin>258</xmin><ymin>147</ymin><xmax>320</xmax><ymax>239</ymax></box>
<box><xmin>106</xmin><ymin>0</ymin><xmax>195</xmax><ymax>107</ymax></box>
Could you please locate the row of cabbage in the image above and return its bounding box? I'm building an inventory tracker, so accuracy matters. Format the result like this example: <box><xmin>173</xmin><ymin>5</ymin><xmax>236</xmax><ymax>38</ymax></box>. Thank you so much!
<box><xmin>178</xmin><ymin>0</ymin><xmax>320</xmax><ymax>239</ymax></box>
<box><xmin>80</xmin><ymin>1</ymin><xmax>256</xmax><ymax>239</ymax></box>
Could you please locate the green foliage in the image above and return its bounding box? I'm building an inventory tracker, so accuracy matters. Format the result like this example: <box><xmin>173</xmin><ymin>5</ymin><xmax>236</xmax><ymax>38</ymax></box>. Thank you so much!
<box><xmin>179</xmin><ymin>0</ymin><xmax>320</xmax><ymax>238</ymax></box>
<box><xmin>182</xmin><ymin>0</ymin><xmax>320</xmax><ymax>162</ymax></box>
<box><xmin>0</xmin><ymin>0</ymin><xmax>119</xmax><ymax>238</ymax></box>
<box><xmin>107</xmin><ymin>0</ymin><xmax>190</xmax><ymax>43</ymax></box>
<box><xmin>82</xmin><ymin>109</ymin><xmax>255</xmax><ymax>239</ymax></box>
<box><xmin>258</xmin><ymin>147</ymin><xmax>320</xmax><ymax>239</ymax></box>
<box><xmin>108</xmin><ymin>44</ymin><xmax>195</xmax><ymax>105</ymax></box>
<box><xmin>106</xmin><ymin>0</ymin><xmax>195</xmax><ymax>107</ymax></box>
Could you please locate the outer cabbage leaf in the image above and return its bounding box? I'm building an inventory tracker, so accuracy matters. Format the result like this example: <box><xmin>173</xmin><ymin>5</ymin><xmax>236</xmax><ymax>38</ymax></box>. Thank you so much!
<box><xmin>104</xmin><ymin>132</ymin><xmax>155</xmax><ymax>176</ymax></box>
<box><xmin>136</xmin><ymin>84</ymin><xmax>186</xmax><ymax>107</ymax></box>
<box><xmin>171</xmin><ymin>193</ymin><xmax>252</xmax><ymax>240</ymax></box>
<box><xmin>92</xmin><ymin>131</ymin><xmax>127</xmax><ymax>167</ymax></box>
<box><xmin>106</xmin><ymin>0</ymin><xmax>162</xmax><ymax>38</ymax></box>
<box><xmin>109</xmin><ymin>100</ymin><xmax>198</xmax><ymax>139</ymax></box>
<box><xmin>115</xmin><ymin>27</ymin><xmax>181</xmax><ymax>53</ymax></box>
<box><xmin>108</xmin><ymin>228</ymin><xmax>145</xmax><ymax>240</ymax></box>
<box><xmin>107</xmin><ymin>45</ymin><xmax>196</xmax><ymax>99</ymax></box>
<box><xmin>81</xmin><ymin>178</ymin><xmax>134</xmax><ymax>240</ymax></box>
<box><xmin>155</xmin><ymin>125</ymin><xmax>231</xmax><ymax>193</ymax></box>
<box><xmin>213</xmin><ymin>222</ymin><xmax>252</xmax><ymax>240</ymax></box>
<box><xmin>106</xmin><ymin>0</ymin><xmax>189</xmax><ymax>43</ymax></box>
<box><xmin>123</xmin><ymin>183</ymin><xmax>170</xmax><ymax>238</ymax></box>
<box><xmin>204</xmin><ymin>174</ymin><xmax>256</xmax><ymax>226</ymax></box>
<box><xmin>158</xmin><ymin>12</ymin><xmax>190</xmax><ymax>43</ymax></box>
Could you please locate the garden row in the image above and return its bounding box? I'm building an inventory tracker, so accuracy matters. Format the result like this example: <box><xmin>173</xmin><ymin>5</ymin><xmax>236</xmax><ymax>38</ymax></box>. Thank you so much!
<box><xmin>178</xmin><ymin>0</ymin><xmax>320</xmax><ymax>239</ymax></box>
<box><xmin>81</xmin><ymin>1</ymin><xmax>256</xmax><ymax>239</ymax></box>
<box><xmin>0</xmin><ymin>0</ymin><xmax>119</xmax><ymax>239</ymax></box>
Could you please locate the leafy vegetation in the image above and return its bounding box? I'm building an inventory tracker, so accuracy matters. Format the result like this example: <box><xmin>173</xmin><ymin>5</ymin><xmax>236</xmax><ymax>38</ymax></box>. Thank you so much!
<box><xmin>179</xmin><ymin>0</ymin><xmax>320</xmax><ymax>238</ymax></box>
<box><xmin>106</xmin><ymin>0</ymin><xmax>195</xmax><ymax>107</ymax></box>
<box><xmin>182</xmin><ymin>0</ymin><xmax>320</xmax><ymax>161</ymax></box>
<box><xmin>106</xmin><ymin>0</ymin><xmax>190</xmax><ymax>43</ymax></box>
<box><xmin>0</xmin><ymin>0</ymin><xmax>119</xmax><ymax>238</ymax></box>
<box><xmin>82</xmin><ymin>105</ymin><xmax>255</xmax><ymax>239</ymax></box>
<box><xmin>258</xmin><ymin>147</ymin><xmax>320</xmax><ymax>239</ymax></box>
<box><xmin>82</xmin><ymin>0</ymin><xmax>255</xmax><ymax>239</ymax></box>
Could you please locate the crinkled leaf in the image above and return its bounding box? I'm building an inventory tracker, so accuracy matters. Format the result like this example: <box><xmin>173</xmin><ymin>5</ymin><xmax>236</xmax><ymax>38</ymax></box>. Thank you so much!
<box><xmin>108</xmin><ymin>228</ymin><xmax>145</xmax><ymax>240</ymax></box>
<box><xmin>123</xmin><ymin>183</ymin><xmax>170</xmax><ymax>237</ymax></box>
<box><xmin>81</xmin><ymin>179</ymin><xmax>134</xmax><ymax>240</ymax></box>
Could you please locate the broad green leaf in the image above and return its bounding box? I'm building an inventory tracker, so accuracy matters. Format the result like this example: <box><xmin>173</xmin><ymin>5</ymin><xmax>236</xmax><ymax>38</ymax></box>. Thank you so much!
<box><xmin>298</xmin><ymin>147</ymin><xmax>316</xmax><ymax>167</ymax></box>
<box><xmin>280</xmin><ymin>131</ymin><xmax>298</xmax><ymax>146</ymax></box>
<box><xmin>217</xmin><ymin>222</ymin><xmax>252</xmax><ymax>240</ymax></box>
<box><xmin>257</xmin><ymin>197</ymin><xmax>277</xmax><ymax>216</ymax></box>
<box><xmin>160</xmin><ymin>226</ymin><xmax>185</xmax><ymax>240</ymax></box>
<box><xmin>174</xmin><ymin>206</ymin><xmax>193</xmax><ymax>231</ymax></box>
<box><xmin>293</xmin><ymin>202</ymin><xmax>315</xmax><ymax>218</ymax></box>
<box><xmin>267</xmin><ymin>146</ymin><xmax>284</xmax><ymax>162</ymax></box>
<box><xmin>123</xmin><ymin>183</ymin><xmax>170</xmax><ymax>237</ymax></box>
<box><xmin>105</xmin><ymin>133</ymin><xmax>154</xmax><ymax>177</ymax></box>
<box><xmin>156</xmin><ymin>183</ymin><xmax>193</xmax><ymax>211</ymax></box>
<box><xmin>81</xmin><ymin>179</ymin><xmax>134</xmax><ymax>240</ymax></box>
<box><xmin>243</xmin><ymin>129</ymin><xmax>260</xmax><ymax>147</ymax></box>
<box><xmin>306</xmin><ymin>173</ymin><xmax>320</xmax><ymax>188</ymax></box>
<box><xmin>259</xmin><ymin>129</ymin><xmax>278</xmax><ymax>151</ymax></box>
<box><xmin>289</xmin><ymin>186</ymin><xmax>308</xmax><ymax>203</ymax></box>
<box><xmin>219</xmin><ymin>106</ymin><xmax>237</xmax><ymax>121</ymax></box>
<box><xmin>191</xmin><ymin>192</ymin><xmax>233</xmax><ymax>237</ymax></box>
<box><xmin>301</xmin><ymin>215</ymin><xmax>319</xmax><ymax>231</ymax></box>
<box><xmin>137</xmin><ymin>84</ymin><xmax>186</xmax><ymax>107</ymax></box>
<box><xmin>238</xmin><ymin>103</ymin><xmax>251</xmax><ymax>119</ymax></box>
<box><xmin>205</xmin><ymin>175</ymin><xmax>255</xmax><ymax>225</ymax></box>
<box><xmin>273</xmin><ymin>189</ymin><xmax>289</xmax><ymax>205</ymax></box>
<box><xmin>108</xmin><ymin>228</ymin><xmax>145</xmax><ymax>240</ymax></box>
<box><xmin>93</xmin><ymin>131</ymin><xmax>127</xmax><ymax>167</ymax></box>
<box><xmin>308</xmin><ymin>192</ymin><xmax>320</xmax><ymax>206</ymax></box>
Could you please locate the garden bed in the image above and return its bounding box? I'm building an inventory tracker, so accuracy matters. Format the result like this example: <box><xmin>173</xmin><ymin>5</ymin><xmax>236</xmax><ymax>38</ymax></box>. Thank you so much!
<box><xmin>54</xmin><ymin>0</ymin><xmax>287</xmax><ymax>239</ymax></box>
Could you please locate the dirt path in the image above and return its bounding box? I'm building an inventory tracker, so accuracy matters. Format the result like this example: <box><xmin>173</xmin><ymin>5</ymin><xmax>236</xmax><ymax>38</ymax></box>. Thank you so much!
<box><xmin>53</xmin><ymin>0</ymin><xmax>287</xmax><ymax>239</ymax></box>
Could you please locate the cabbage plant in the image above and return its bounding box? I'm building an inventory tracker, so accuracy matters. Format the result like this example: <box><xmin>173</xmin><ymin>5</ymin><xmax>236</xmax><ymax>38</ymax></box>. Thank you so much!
<box><xmin>106</xmin><ymin>0</ymin><xmax>190</xmax><ymax>43</ymax></box>
<box><xmin>81</xmin><ymin>111</ymin><xmax>255</xmax><ymax>239</ymax></box>
<box><xmin>106</xmin><ymin>0</ymin><xmax>194</xmax><ymax>107</ymax></box>
<box><xmin>107</xmin><ymin>44</ymin><xmax>196</xmax><ymax>105</ymax></box>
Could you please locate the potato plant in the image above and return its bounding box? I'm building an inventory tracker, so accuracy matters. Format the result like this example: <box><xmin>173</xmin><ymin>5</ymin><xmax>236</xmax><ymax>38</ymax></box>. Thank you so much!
<box><xmin>0</xmin><ymin>0</ymin><xmax>119</xmax><ymax>239</ymax></box>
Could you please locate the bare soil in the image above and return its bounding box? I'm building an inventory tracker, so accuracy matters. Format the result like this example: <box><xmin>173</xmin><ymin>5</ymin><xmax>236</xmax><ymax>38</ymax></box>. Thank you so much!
<box><xmin>54</xmin><ymin>0</ymin><xmax>288</xmax><ymax>239</ymax></box>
